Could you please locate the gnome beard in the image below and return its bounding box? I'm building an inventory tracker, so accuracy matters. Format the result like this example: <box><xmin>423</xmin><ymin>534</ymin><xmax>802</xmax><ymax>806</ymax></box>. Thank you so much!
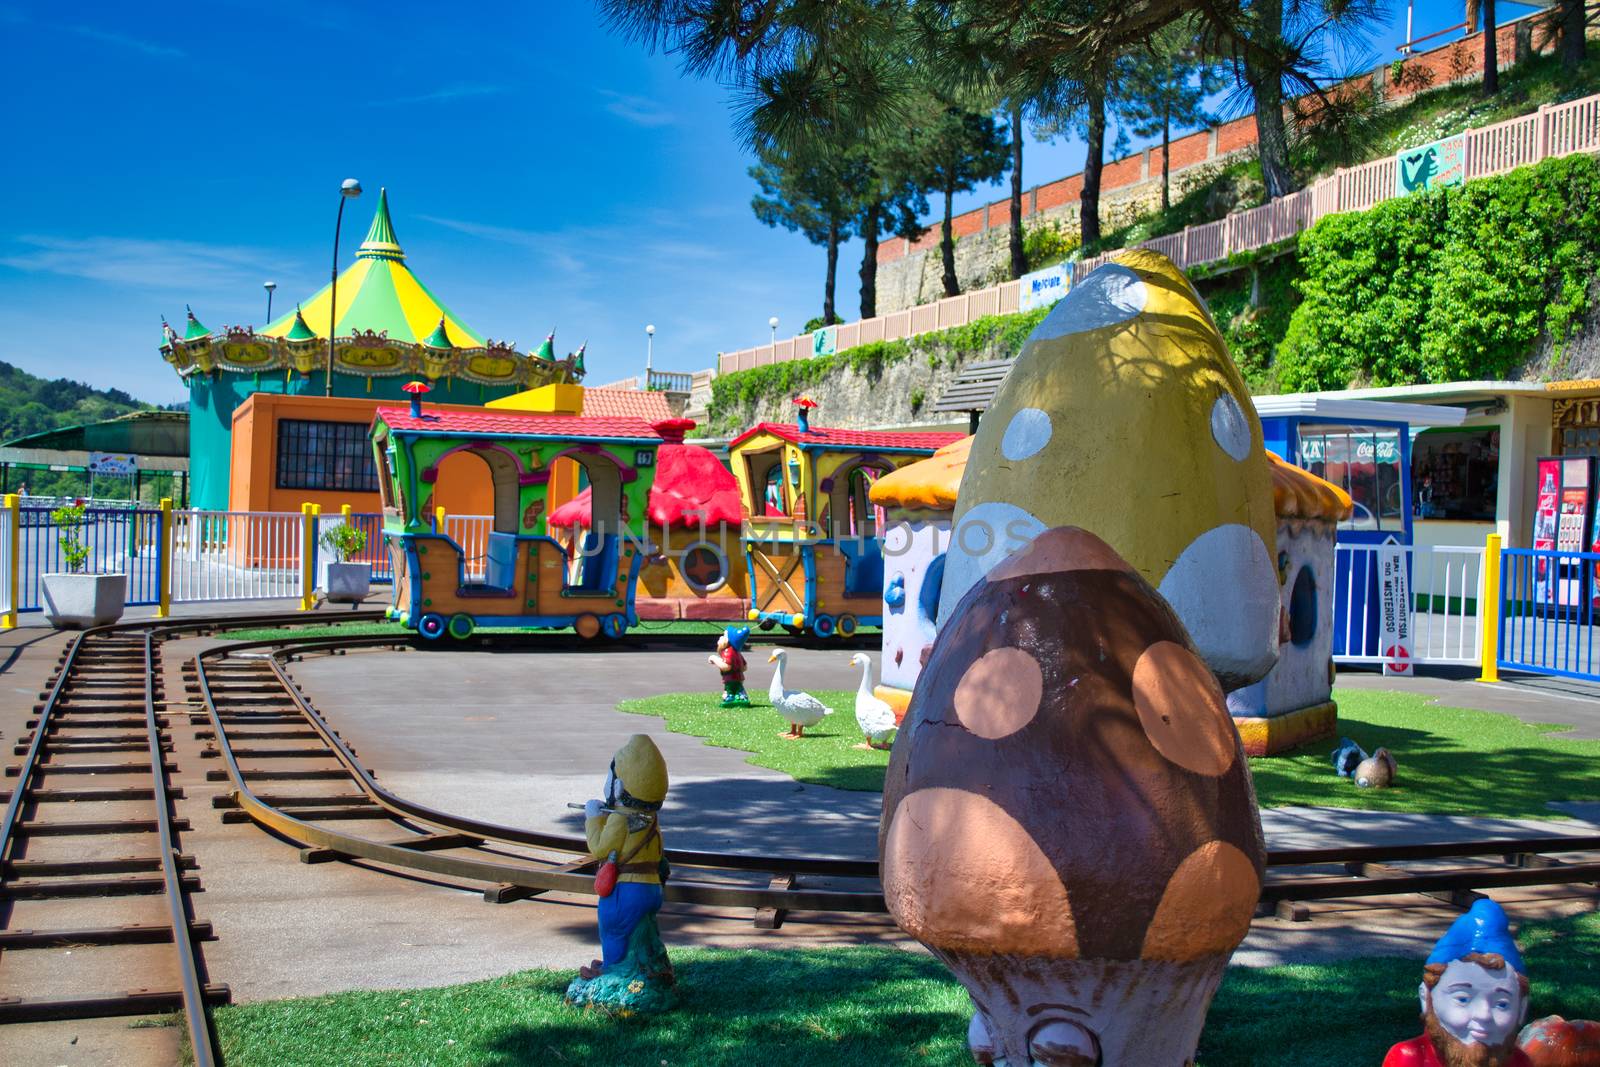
<box><xmin>1423</xmin><ymin>1005</ymin><xmax>1519</xmax><ymax>1067</ymax></box>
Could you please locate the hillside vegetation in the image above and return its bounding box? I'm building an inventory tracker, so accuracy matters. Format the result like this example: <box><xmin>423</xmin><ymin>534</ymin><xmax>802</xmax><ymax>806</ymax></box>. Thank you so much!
<box><xmin>0</xmin><ymin>361</ymin><xmax>151</xmax><ymax>441</ymax></box>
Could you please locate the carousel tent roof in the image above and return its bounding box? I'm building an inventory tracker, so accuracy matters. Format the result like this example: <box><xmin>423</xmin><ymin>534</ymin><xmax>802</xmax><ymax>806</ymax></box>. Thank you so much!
<box><xmin>549</xmin><ymin>439</ymin><xmax>743</xmax><ymax>530</ymax></box>
<box><xmin>260</xmin><ymin>189</ymin><xmax>484</xmax><ymax>347</ymax></box>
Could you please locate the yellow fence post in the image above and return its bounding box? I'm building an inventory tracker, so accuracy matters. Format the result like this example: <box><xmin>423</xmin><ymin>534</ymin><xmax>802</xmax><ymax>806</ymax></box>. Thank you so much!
<box><xmin>300</xmin><ymin>503</ymin><xmax>318</xmax><ymax>611</ymax></box>
<box><xmin>340</xmin><ymin>503</ymin><xmax>352</xmax><ymax>523</ymax></box>
<box><xmin>435</xmin><ymin>505</ymin><xmax>446</xmax><ymax>534</ymax></box>
<box><xmin>156</xmin><ymin>497</ymin><xmax>173</xmax><ymax>618</ymax></box>
<box><xmin>2</xmin><ymin>494</ymin><xmax>18</xmax><ymax>630</ymax></box>
<box><xmin>1477</xmin><ymin>533</ymin><xmax>1502</xmax><ymax>683</ymax></box>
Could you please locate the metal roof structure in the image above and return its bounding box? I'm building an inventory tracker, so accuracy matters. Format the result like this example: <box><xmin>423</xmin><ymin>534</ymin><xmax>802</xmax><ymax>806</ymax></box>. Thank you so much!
<box><xmin>0</xmin><ymin>410</ymin><xmax>189</xmax><ymax>472</ymax></box>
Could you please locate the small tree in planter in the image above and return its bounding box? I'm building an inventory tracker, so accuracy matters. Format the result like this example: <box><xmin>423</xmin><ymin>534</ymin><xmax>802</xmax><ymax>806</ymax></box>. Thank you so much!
<box><xmin>320</xmin><ymin>522</ymin><xmax>371</xmax><ymax>604</ymax></box>
<box><xmin>42</xmin><ymin>503</ymin><xmax>127</xmax><ymax>628</ymax></box>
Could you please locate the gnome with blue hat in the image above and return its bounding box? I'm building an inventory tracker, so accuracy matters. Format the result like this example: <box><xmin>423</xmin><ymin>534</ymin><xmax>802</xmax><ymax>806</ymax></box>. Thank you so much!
<box><xmin>709</xmin><ymin>626</ymin><xmax>751</xmax><ymax>707</ymax></box>
<box><xmin>1384</xmin><ymin>899</ymin><xmax>1533</xmax><ymax>1067</ymax></box>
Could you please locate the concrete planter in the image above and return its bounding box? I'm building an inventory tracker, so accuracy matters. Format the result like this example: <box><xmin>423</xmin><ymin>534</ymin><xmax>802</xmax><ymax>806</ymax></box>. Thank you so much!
<box><xmin>325</xmin><ymin>562</ymin><xmax>371</xmax><ymax>604</ymax></box>
<box><xmin>41</xmin><ymin>573</ymin><xmax>127</xmax><ymax>629</ymax></box>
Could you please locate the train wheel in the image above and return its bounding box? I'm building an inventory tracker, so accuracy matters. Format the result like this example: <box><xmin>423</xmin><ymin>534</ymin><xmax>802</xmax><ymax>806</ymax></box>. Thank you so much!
<box><xmin>836</xmin><ymin>613</ymin><xmax>858</xmax><ymax>637</ymax></box>
<box><xmin>417</xmin><ymin>613</ymin><xmax>447</xmax><ymax>640</ymax></box>
<box><xmin>447</xmin><ymin>613</ymin><xmax>475</xmax><ymax>640</ymax></box>
<box><xmin>575</xmin><ymin>613</ymin><xmax>601</xmax><ymax>640</ymax></box>
<box><xmin>813</xmin><ymin>614</ymin><xmax>836</xmax><ymax>638</ymax></box>
<box><xmin>602</xmin><ymin>613</ymin><xmax>627</xmax><ymax>639</ymax></box>
<box><xmin>757</xmin><ymin>619</ymin><xmax>776</xmax><ymax>631</ymax></box>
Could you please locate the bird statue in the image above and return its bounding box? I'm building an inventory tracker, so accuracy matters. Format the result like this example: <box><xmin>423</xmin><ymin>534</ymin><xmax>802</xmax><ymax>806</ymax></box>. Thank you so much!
<box><xmin>850</xmin><ymin>653</ymin><xmax>897</xmax><ymax>750</ymax></box>
<box><xmin>766</xmin><ymin>649</ymin><xmax>833</xmax><ymax>739</ymax></box>
<box><xmin>1354</xmin><ymin>747</ymin><xmax>1397</xmax><ymax>789</ymax></box>
<box><xmin>1331</xmin><ymin>737</ymin><xmax>1367</xmax><ymax>778</ymax></box>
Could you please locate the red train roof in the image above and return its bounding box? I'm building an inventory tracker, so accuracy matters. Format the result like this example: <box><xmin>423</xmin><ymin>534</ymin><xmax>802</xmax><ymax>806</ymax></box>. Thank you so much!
<box><xmin>728</xmin><ymin>422</ymin><xmax>966</xmax><ymax>452</ymax></box>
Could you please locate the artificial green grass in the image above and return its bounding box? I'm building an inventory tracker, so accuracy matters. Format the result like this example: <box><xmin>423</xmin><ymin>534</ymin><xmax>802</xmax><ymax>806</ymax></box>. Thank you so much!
<box><xmin>210</xmin><ymin>913</ymin><xmax>1600</xmax><ymax>1067</ymax></box>
<box><xmin>617</xmin><ymin>688</ymin><xmax>888</xmax><ymax>791</ymax></box>
<box><xmin>619</xmin><ymin>686</ymin><xmax>1600</xmax><ymax>816</ymax></box>
<box><xmin>217</xmin><ymin>617</ymin><xmax>878</xmax><ymax>641</ymax></box>
<box><xmin>217</xmin><ymin>621</ymin><xmax>412</xmax><ymax>641</ymax></box>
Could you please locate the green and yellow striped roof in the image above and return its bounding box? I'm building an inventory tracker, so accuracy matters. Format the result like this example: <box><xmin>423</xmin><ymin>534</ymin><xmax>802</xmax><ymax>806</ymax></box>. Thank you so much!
<box><xmin>261</xmin><ymin>188</ymin><xmax>484</xmax><ymax>347</ymax></box>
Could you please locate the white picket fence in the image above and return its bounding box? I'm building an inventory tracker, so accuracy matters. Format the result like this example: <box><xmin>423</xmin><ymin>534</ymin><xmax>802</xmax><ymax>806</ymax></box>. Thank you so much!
<box><xmin>1333</xmin><ymin>543</ymin><xmax>1485</xmax><ymax>668</ymax></box>
<box><xmin>443</xmin><ymin>514</ymin><xmax>493</xmax><ymax>581</ymax></box>
<box><xmin>171</xmin><ymin>510</ymin><xmax>304</xmax><ymax>603</ymax></box>
<box><xmin>0</xmin><ymin>507</ymin><xmax>11</xmax><ymax>619</ymax></box>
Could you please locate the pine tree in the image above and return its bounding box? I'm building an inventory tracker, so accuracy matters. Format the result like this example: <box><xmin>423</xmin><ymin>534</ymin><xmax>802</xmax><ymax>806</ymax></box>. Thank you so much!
<box><xmin>1118</xmin><ymin>19</ymin><xmax>1224</xmax><ymax>213</ymax></box>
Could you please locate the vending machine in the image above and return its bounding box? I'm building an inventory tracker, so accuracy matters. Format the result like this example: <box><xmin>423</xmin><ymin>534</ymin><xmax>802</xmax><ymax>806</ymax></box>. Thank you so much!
<box><xmin>1533</xmin><ymin>456</ymin><xmax>1595</xmax><ymax>608</ymax></box>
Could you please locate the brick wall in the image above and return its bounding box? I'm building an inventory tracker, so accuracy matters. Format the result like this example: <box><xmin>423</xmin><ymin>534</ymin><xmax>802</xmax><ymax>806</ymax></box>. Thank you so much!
<box><xmin>875</xmin><ymin>14</ymin><xmax>1555</xmax><ymax>268</ymax></box>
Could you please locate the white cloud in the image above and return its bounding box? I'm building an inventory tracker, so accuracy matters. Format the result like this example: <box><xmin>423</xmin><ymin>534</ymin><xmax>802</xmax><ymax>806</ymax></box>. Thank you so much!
<box><xmin>67</xmin><ymin>25</ymin><xmax>186</xmax><ymax>58</ymax></box>
<box><xmin>0</xmin><ymin>235</ymin><xmax>291</xmax><ymax>291</ymax></box>
<box><xmin>598</xmin><ymin>90</ymin><xmax>676</xmax><ymax>128</ymax></box>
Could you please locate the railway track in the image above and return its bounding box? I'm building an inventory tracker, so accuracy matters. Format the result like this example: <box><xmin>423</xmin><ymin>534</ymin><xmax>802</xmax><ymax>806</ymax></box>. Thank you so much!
<box><xmin>194</xmin><ymin>631</ymin><xmax>1600</xmax><ymax>929</ymax></box>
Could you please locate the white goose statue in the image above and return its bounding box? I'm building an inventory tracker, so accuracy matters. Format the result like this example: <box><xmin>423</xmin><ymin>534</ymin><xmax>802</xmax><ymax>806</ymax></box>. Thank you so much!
<box><xmin>851</xmin><ymin>653</ymin><xmax>897</xmax><ymax>749</ymax></box>
<box><xmin>766</xmin><ymin>649</ymin><xmax>833</xmax><ymax>738</ymax></box>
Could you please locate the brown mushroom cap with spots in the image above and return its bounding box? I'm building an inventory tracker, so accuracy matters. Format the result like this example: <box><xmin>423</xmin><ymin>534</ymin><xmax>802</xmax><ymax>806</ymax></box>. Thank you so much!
<box><xmin>881</xmin><ymin>526</ymin><xmax>1265</xmax><ymax>1066</ymax></box>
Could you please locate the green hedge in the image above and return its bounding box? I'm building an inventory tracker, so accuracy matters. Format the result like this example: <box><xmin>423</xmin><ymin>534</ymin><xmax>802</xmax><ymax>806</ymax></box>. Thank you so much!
<box><xmin>707</xmin><ymin>306</ymin><xmax>1048</xmax><ymax>432</ymax></box>
<box><xmin>1277</xmin><ymin>153</ymin><xmax>1600</xmax><ymax>391</ymax></box>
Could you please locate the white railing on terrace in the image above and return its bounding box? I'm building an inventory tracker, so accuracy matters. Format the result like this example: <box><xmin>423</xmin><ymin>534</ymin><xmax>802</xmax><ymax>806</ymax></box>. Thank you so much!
<box><xmin>1332</xmin><ymin>543</ymin><xmax>1485</xmax><ymax>668</ymax></box>
<box><xmin>719</xmin><ymin>92</ymin><xmax>1600</xmax><ymax>377</ymax></box>
<box><xmin>171</xmin><ymin>510</ymin><xmax>303</xmax><ymax>603</ymax></box>
<box><xmin>0</xmin><ymin>507</ymin><xmax>11</xmax><ymax>620</ymax></box>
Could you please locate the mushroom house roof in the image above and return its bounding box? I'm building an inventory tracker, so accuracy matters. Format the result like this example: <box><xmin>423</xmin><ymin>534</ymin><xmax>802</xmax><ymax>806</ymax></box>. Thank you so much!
<box><xmin>869</xmin><ymin>436</ymin><xmax>973</xmax><ymax>511</ymax></box>
<box><xmin>1268</xmin><ymin>451</ymin><xmax>1354</xmax><ymax>522</ymax></box>
<box><xmin>549</xmin><ymin>440</ymin><xmax>743</xmax><ymax>530</ymax></box>
<box><xmin>375</xmin><ymin>406</ymin><xmax>661</xmax><ymax>441</ymax></box>
<box><xmin>729</xmin><ymin>422</ymin><xmax>966</xmax><ymax>453</ymax></box>
<box><xmin>258</xmin><ymin>188</ymin><xmax>485</xmax><ymax>347</ymax></box>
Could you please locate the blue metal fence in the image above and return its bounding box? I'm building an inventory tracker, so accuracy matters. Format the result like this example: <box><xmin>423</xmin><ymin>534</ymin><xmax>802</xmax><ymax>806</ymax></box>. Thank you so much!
<box><xmin>1498</xmin><ymin>547</ymin><xmax>1600</xmax><ymax>681</ymax></box>
<box><xmin>347</xmin><ymin>513</ymin><xmax>393</xmax><ymax>583</ymax></box>
<box><xmin>19</xmin><ymin>506</ymin><xmax>163</xmax><ymax>611</ymax></box>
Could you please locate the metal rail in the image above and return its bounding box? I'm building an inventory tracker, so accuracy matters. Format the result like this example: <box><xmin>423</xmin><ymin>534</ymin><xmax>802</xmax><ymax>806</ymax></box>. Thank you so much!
<box><xmin>190</xmin><ymin>629</ymin><xmax>1600</xmax><ymax>926</ymax></box>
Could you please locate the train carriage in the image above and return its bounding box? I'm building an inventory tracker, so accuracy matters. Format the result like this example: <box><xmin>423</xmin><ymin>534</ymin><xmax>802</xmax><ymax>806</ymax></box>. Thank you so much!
<box><xmin>370</xmin><ymin>399</ymin><xmax>664</xmax><ymax>639</ymax></box>
<box><xmin>728</xmin><ymin>400</ymin><xmax>963</xmax><ymax>637</ymax></box>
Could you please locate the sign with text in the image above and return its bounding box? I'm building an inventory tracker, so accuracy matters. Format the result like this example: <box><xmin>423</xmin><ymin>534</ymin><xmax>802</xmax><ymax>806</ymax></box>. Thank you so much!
<box><xmin>87</xmin><ymin>452</ymin><xmax>137</xmax><ymax>475</ymax></box>
<box><xmin>811</xmin><ymin>325</ymin><xmax>837</xmax><ymax>358</ymax></box>
<box><xmin>1396</xmin><ymin>133</ymin><xmax>1465</xmax><ymax>196</ymax></box>
<box><xmin>1018</xmin><ymin>263</ymin><xmax>1071</xmax><ymax>313</ymax></box>
<box><xmin>1378</xmin><ymin>545</ymin><xmax>1414</xmax><ymax>676</ymax></box>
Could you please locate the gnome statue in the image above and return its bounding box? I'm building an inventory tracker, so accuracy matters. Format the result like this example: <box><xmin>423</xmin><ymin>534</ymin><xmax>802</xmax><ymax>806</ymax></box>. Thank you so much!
<box><xmin>709</xmin><ymin>626</ymin><xmax>752</xmax><ymax>707</ymax></box>
<box><xmin>1384</xmin><ymin>899</ymin><xmax>1532</xmax><ymax>1067</ymax></box>
<box><xmin>565</xmin><ymin>734</ymin><xmax>673</xmax><ymax>1015</ymax></box>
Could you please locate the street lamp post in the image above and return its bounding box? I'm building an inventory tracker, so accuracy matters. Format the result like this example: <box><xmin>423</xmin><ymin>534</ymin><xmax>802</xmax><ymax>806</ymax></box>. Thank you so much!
<box><xmin>326</xmin><ymin>178</ymin><xmax>362</xmax><ymax>396</ymax></box>
<box><xmin>645</xmin><ymin>324</ymin><xmax>655</xmax><ymax>389</ymax></box>
<box><xmin>769</xmin><ymin>316</ymin><xmax>779</xmax><ymax>345</ymax></box>
<box><xmin>264</xmin><ymin>281</ymin><xmax>276</xmax><ymax>325</ymax></box>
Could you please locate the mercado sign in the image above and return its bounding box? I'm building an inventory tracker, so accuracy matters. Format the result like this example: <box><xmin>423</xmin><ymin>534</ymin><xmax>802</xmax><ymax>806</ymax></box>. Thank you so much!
<box><xmin>1395</xmin><ymin>133</ymin><xmax>1465</xmax><ymax>196</ymax></box>
<box><xmin>1019</xmin><ymin>263</ymin><xmax>1071</xmax><ymax>312</ymax></box>
<box><xmin>88</xmin><ymin>452</ymin><xmax>137</xmax><ymax>475</ymax></box>
<box><xmin>811</xmin><ymin>325</ymin><xmax>837</xmax><ymax>358</ymax></box>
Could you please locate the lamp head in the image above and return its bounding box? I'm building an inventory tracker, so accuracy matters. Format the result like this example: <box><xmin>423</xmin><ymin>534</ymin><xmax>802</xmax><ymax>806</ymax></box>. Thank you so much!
<box><xmin>264</xmin><ymin>281</ymin><xmax>277</xmax><ymax>292</ymax></box>
<box><xmin>769</xmin><ymin>316</ymin><xmax>779</xmax><ymax>329</ymax></box>
<box><xmin>340</xmin><ymin>178</ymin><xmax>362</xmax><ymax>197</ymax></box>
<box><xmin>646</xmin><ymin>324</ymin><xmax>656</xmax><ymax>336</ymax></box>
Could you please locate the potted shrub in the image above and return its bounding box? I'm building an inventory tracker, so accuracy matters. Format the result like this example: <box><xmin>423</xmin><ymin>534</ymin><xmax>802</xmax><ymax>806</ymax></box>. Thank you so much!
<box><xmin>41</xmin><ymin>503</ymin><xmax>126</xmax><ymax>628</ymax></box>
<box><xmin>320</xmin><ymin>522</ymin><xmax>371</xmax><ymax>604</ymax></box>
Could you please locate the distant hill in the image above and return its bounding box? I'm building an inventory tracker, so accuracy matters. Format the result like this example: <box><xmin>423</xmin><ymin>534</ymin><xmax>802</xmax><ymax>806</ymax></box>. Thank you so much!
<box><xmin>0</xmin><ymin>361</ymin><xmax>157</xmax><ymax>442</ymax></box>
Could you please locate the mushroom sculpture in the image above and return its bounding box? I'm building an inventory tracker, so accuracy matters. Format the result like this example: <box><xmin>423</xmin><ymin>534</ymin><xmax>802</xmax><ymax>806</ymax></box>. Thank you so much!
<box><xmin>940</xmin><ymin>249</ymin><xmax>1279</xmax><ymax>692</ymax></box>
<box><xmin>881</xmin><ymin>526</ymin><xmax>1265</xmax><ymax>1065</ymax></box>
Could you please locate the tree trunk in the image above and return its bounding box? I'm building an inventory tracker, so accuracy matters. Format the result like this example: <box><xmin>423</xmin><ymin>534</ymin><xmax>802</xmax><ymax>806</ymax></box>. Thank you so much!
<box><xmin>1483</xmin><ymin>0</ymin><xmax>1499</xmax><ymax>95</ymax></box>
<box><xmin>1161</xmin><ymin>106</ymin><xmax>1172</xmax><ymax>213</ymax></box>
<box><xmin>859</xmin><ymin>200</ymin><xmax>880</xmax><ymax>320</ymax></box>
<box><xmin>1561</xmin><ymin>0</ymin><xmax>1585</xmax><ymax>69</ymax></box>
<box><xmin>824</xmin><ymin>215</ymin><xmax>840</xmax><ymax>325</ymax></box>
<box><xmin>941</xmin><ymin>178</ymin><xmax>959</xmax><ymax>297</ymax></box>
<box><xmin>1081</xmin><ymin>84</ymin><xmax>1105</xmax><ymax>249</ymax></box>
<box><xmin>1246</xmin><ymin>1</ymin><xmax>1297</xmax><ymax>200</ymax></box>
<box><xmin>1009</xmin><ymin>105</ymin><xmax>1026</xmax><ymax>279</ymax></box>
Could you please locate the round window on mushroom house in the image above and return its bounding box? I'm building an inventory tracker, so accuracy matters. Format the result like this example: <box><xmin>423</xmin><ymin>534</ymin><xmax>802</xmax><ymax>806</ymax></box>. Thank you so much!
<box><xmin>1288</xmin><ymin>564</ymin><xmax>1317</xmax><ymax>648</ymax></box>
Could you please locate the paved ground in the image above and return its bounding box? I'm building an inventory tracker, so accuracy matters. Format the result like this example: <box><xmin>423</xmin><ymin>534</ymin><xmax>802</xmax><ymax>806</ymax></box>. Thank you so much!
<box><xmin>3</xmin><ymin>606</ymin><xmax>1600</xmax><ymax>1065</ymax></box>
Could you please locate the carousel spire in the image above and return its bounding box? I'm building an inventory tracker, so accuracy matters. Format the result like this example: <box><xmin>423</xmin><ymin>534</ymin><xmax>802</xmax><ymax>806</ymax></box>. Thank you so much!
<box><xmin>533</xmin><ymin>331</ymin><xmax>555</xmax><ymax>361</ymax></box>
<box><xmin>423</xmin><ymin>317</ymin><xmax>454</xmax><ymax>349</ymax></box>
<box><xmin>284</xmin><ymin>305</ymin><xmax>317</xmax><ymax>342</ymax></box>
<box><xmin>573</xmin><ymin>340</ymin><xmax>587</xmax><ymax>375</ymax></box>
<box><xmin>183</xmin><ymin>305</ymin><xmax>211</xmax><ymax>340</ymax></box>
<box><xmin>357</xmin><ymin>187</ymin><xmax>405</xmax><ymax>261</ymax></box>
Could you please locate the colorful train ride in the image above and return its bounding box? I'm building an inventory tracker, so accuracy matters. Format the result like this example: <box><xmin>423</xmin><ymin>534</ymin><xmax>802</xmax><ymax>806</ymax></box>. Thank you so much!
<box><xmin>728</xmin><ymin>400</ymin><xmax>963</xmax><ymax>637</ymax></box>
<box><xmin>370</xmin><ymin>397</ymin><xmax>664</xmax><ymax>639</ymax></box>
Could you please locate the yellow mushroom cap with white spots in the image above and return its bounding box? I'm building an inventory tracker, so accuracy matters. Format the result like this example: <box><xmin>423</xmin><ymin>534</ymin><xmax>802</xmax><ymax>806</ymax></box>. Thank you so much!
<box><xmin>940</xmin><ymin>249</ymin><xmax>1279</xmax><ymax>690</ymax></box>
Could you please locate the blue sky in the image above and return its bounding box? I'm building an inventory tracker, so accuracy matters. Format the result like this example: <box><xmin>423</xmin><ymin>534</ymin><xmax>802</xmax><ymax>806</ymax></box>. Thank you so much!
<box><xmin>0</xmin><ymin>1</ymin><xmax>1531</xmax><ymax>404</ymax></box>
